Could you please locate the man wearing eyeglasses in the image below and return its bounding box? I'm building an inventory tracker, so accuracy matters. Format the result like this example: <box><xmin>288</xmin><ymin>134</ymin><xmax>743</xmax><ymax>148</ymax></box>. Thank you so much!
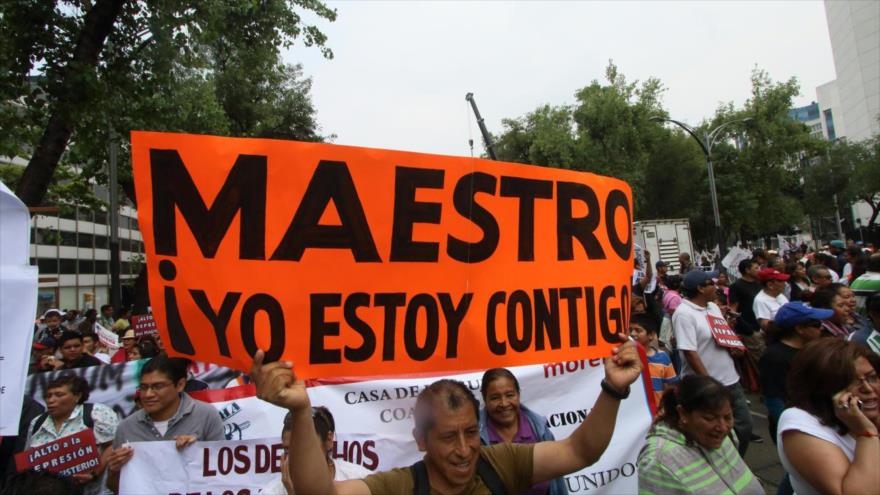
<box><xmin>104</xmin><ymin>355</ymin><xmax>225</xmax><ymax>493</ymax></box>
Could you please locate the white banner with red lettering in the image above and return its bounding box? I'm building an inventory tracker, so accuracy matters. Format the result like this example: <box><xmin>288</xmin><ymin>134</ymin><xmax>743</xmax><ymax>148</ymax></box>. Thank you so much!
<box><xmin>188</xmin><ymin>358</ymin><xmax>655</xmax><ymax>493</ymax></box>
<box><xmin>120</xmin><ymin>437</ymin><xmax>285</xmax><ymax>495</ymax></box>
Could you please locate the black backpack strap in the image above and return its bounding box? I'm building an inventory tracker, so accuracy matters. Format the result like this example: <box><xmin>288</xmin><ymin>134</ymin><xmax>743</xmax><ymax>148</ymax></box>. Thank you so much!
<box><xmin>31</xmin><ymin>412</ymin><xmax>50</xmax><ymax>436</ymax></box>
<box><xmin>410</xmin><ymin>460</ymin><xmax>430</xmax><ymax>495</ymax></box>
<box><xmin>410</xmin><ymin>456</ymin><xmax>505</xmax><ymax>495</ymax></box>
<box><xmin>82</xmin><ymin>403</ymin><xmax>94</xmax><ymax>429</ymax></box>
<box><xmin>476</xmin><ymin>456</ymin><xmax>506</xmax><ymax>495</ymax></box>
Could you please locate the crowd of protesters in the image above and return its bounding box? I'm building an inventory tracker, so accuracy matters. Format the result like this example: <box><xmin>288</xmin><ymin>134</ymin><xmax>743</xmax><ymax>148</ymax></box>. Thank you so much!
<box><xmin>632</xmin><ymin>240</ymin><xmax>880</xmax><ymax>494</ymax></box>
<box><xmin>3</xmin><ymin>238</ymin><xmax>880</xmax><ymax>495</ymax></box>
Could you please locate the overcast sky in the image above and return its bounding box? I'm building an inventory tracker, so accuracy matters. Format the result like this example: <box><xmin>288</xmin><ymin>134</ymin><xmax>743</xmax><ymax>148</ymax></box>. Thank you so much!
<box><xmin>284</xmin><ymin>1</ymin><xmax>836</xmax><ymax>158</ymax></box>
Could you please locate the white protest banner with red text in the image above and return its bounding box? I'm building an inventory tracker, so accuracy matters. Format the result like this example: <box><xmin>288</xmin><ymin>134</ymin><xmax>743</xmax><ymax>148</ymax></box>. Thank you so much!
<box><xmin>120</xmin><ymin>437</ymin><xmax>284</xmax><ymax>495</ymax></box>
<box><xmin>131</xmin><ymin>132</ymin><xmax>635</xmax><ymax>378</ymax></box>
<box><xmin>707</xmin><ymin>314</ymin><xmax>745</xmax><ymax>349</ymax></box>
<box><xmin>15</xmin><ymin>429</ymin><xmax>100</xmax><ymax>476</ymax></box>
<box><xmin>193</xmin><ymin>358</ymin><xmax>655</xmax><ymax>493</ymax></box>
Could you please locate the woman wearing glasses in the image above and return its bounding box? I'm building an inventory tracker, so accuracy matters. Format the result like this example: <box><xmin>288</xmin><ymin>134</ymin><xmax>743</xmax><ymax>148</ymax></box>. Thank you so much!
<box><xmin>26</xmin><ymin>375</ymin><xmax>119</xmax><ymax>495</ymax></box>
<box><xmin>777</xmin><ymin>339</ymin><xmax>880</xmax><ymax>495</ymax></box>
<box><xmin>105</xmin><ymin>355</ymin><xmax>225</xmax><ymax>492</ymax></box>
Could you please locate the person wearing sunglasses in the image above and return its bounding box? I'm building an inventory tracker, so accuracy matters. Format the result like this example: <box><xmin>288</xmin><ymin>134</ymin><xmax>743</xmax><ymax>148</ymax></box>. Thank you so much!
<box><xmin>104</xmin><ymin>355</ymin><xmax>225</xmax><ymax>493</ymax></box>
<box><xmin>759</xmin><ymin>302</ymin><xmax>832</xmax><ymax>443</ymax></box>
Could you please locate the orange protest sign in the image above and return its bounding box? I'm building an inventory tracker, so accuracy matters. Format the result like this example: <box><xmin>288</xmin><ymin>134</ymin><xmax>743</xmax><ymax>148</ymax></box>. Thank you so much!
<box><xmin>131</xmin><ymin>131</ymin><xmax>634</xmax><ymax>378</ymax></box>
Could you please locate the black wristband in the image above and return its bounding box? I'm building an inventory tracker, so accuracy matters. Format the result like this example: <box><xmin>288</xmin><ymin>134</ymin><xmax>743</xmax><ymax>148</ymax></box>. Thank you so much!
<box><xmin>600</xmin><ymin>379</ymin><xmax>630</xmax><ymax>400</ymax></box>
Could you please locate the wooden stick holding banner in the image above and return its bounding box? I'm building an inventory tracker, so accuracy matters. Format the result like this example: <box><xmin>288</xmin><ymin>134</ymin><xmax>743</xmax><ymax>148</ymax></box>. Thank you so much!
<box><xmin>131</xmin><ymin>132</ymin><xmax>634</xmax><ymax>378</ymax></box>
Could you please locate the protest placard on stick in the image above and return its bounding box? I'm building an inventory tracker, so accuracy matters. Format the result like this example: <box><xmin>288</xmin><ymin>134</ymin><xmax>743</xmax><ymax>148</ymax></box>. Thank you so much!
<box><xmin>132</xmin><ymin>132</ymin><xmax>634</xmax><ymax>378</ymax></box>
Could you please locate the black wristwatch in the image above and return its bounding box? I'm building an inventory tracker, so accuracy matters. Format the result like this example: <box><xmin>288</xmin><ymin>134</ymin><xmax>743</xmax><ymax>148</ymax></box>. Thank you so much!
<box><xmin>600</xmin><ymin>379</ymin><xmax>631</xmax><ymax>400</ymax></box>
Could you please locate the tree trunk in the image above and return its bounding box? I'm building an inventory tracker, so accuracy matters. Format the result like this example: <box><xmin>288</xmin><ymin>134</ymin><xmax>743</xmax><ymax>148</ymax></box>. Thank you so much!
<box><xmin>15</xmin><ymin>0</ymin><xmax>126</xmax><ymax>206</ymax></box>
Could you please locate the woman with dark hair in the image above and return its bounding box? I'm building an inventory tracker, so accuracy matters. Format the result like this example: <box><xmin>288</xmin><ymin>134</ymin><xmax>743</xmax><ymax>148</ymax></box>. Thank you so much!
<box><xmin>784</xmin><ymin>261</ymin><xmax>810</xmax><ymax>301</ymax></box>
<box><xmin>637</xmin><ymin>375</ymin><xmax>763</xmax><ymax>494</ymax></box>
<box><xmin>25</xmin><ymin>375</ymin><xmax>119</xmax><ymax>494</ymax></box>
<box><xmin>261</xmin><ymin>406</ymin><xmax>372</xmax><ymax>494</ymax></box>
<box><xmin>478</xmin><ymin>368</ymin><xmax>565</xmax><ymax>495</ymax></box>
<box><xmin>127</xmin><ymin>338</ymin><xmax>161</xmax><ymax>361</ymax></box>
<box><xmin>813</xmin><ymin>284</ymin><xmax>873</xmax><ymax>338</ymax></box>
<box><xmin>777</xmin><ymin>339</ymin><xmax>880</xmax><ymax>494</ymax></box>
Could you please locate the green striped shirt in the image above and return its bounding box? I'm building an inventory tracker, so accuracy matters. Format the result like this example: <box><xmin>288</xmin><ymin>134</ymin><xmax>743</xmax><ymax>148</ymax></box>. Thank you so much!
<box><xmin>637</xmin><ymin>423</ymin><xmax>763</xmax><ymax>495</ymax></box>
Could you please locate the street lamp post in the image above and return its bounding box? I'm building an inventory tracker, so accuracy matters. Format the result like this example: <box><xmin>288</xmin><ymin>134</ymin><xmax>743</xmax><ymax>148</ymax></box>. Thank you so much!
<box><xmin>650</xmin><ymin>116</ymin><xmax>752</xmax><ymax>265</ymax></box>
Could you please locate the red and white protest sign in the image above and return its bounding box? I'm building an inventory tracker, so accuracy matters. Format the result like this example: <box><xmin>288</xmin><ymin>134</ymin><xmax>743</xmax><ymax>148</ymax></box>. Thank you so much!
<box><xmin>15</xmin><ymin>429</ymin><xmax>100</xmax><ymax>476</ymax></box>
<box><xmin>131</xmin><ymin>314</ymin><xmax>159</xmax><ymax>339</ymax></box>
<box><xmin>707</xmin><ymin>314</ymin><xmax>745</xmax><ymax>349</ymax></box>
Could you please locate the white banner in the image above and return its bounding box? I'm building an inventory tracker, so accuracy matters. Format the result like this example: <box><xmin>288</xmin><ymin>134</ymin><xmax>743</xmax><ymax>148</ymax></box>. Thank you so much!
<box><xmin>96</xmin><ymin>322</ymin><xmax>120</xmax><ymax>352</ymax></box>
<box><xmin>194</xmin><ymin>360</ymin><xmax>654</xmax><ymax>493</ymax></box>
<box><xmin>0</xmin><ymin>181</ymin><xmax>39</xmax><ymax>435</ymax></box>
<box><xmin>120</xmin><ymin>437</ymin><xmax>284</xmax><ymax>495</ymax></box>
<box><xmin>26</xmin><ymin>360</ymin><xmax>240</xmax><ymax>418</ymax></box>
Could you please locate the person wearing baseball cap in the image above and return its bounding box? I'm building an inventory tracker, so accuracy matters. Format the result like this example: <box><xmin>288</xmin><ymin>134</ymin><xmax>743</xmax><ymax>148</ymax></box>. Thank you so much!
<box><xmin>754</xmin><ymin>268</ymin><xmax>790</xmax><ymax>333</ymax></box>
<box><xmin>758</xmin><ymin>302</ymin><xmax>834</xmax><ymax>443</ymax></box>
<box><xmin>673</xmin><ymin>269</ymin><xmax>755</xmax><ymax>455</ymax></box>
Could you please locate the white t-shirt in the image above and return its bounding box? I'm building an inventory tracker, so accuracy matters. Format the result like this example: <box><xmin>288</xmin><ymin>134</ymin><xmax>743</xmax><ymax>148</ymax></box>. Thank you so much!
<box><xmin>777</xmin><ymin>407</ymin><xmax>856</xmax><ymax>495</ymax></box>
<box><xmin>258</xmin><ymin>459</ymin><xmax>371</xmax><ymax>494</ymax></box>
<box><xmin>672</xmin><ymin>299</ymin><xmax>740</xmax><ymax>386</ymax></box>
<box><xmin>153</xmin><ymin>419</ymin><xmax>170</xmax><ymax>436</ymax></box>
<box><xmin>753</xmin><ymin>290</ymin><xmax>788</xmax><ymax>322</ymax></box>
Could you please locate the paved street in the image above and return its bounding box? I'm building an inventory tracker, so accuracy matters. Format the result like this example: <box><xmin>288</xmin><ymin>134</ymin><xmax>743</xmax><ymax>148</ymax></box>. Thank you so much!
<box><xmin>743</xmin><ymin>392</ymin><xmax>785</xmax><ymax>495</ymax></box>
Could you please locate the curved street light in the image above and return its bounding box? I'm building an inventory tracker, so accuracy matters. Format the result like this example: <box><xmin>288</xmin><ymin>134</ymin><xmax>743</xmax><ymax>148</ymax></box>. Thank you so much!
<box><xmin>650</xmin><ymin>116</ymin><xmax>752</xmax><ymax>264</ymax></box>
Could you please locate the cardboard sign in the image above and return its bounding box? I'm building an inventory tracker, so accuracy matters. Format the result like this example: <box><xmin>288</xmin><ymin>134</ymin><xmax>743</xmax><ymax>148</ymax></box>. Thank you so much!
<box><xmin>131</xmin><ymin>314</ymin><xmax>159</xmax><ymax>339</ymax></box>
<box><xmin>15</xmin><ymin>429</ymin><xmax>100</xmax><ymax>476</ymax></box>
<box><xmin>706</xmin><ymin>314</ymin><xmax>745</xmax><ymax>349</ymax></box>
<box><xmin>120</xmin><ymin>437</ymin><xmax>284</xmax><ymax>494</ymax></box>
<box><xmin>131</xmin><ymin>132</ymin><xmax>634</xmax><ymax>378</ymax></box>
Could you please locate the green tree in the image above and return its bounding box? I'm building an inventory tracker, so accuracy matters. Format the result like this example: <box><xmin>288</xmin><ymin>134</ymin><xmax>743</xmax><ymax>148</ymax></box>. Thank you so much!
<box><xmin>701</xmin><ymin>69</ymin><xmax>824</xmax><ymax>243</ymax></box>
<box><xmin>494</xmin><ymin>61</ymin><xmax>675</xmax><ymax>218</ymax></box>
<box><xmin>1</xmin><ymin>0</ymin><xmax>336</xmax><ymax>207</ymax></box>
<box><xmin>805</xmin><ymin>135</ymin><xmax>880</xmax><ymax>228</ymax></box>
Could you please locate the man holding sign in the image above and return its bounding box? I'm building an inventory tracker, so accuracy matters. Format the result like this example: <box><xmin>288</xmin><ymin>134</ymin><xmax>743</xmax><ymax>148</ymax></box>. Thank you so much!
<box><xmin>672</xmin><ymin>270</ymin><xmax>753</xmax><ymax>455</ymax></box>
<box><xmin>252</xmin><ymin>333</ymin><xmax>641</xmax><ymax>495</ymax></box>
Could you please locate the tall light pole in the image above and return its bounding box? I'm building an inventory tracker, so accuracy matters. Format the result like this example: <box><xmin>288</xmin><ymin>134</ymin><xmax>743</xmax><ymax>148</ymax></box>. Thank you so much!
<box><xmin>650</xmin><ymin>116</ymin><xmax>752</xmax><ymax>264</ymax></box>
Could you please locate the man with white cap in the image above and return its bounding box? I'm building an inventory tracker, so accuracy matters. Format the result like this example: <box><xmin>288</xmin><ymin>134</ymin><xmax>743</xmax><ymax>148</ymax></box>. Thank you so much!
<box><xmin>673</xmin><ymin>270</ymin><xmax>753</xmax><ymax>454</ymax></box>
<box><xmin>111</xmin><ymin>329</ymin><xmax>137</xmax><ymax>363</ymax></box>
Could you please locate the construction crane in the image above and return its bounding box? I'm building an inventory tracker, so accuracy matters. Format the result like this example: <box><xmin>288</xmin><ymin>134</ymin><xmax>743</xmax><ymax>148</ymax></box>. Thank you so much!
<box><xmin>465</xmin><ymin>92</ymin><xmax>497</xmax><ymax>160</ymax></box>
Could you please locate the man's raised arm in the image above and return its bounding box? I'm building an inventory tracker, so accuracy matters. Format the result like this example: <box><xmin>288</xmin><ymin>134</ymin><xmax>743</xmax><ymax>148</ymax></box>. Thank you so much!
<box><xmin>251</xmin><ymin>351</ymin><xmax>370</xmax><ymax>495</ymax></box>
<box><xmin>531</xmin><ymin>334</ymin><xmax>642</xmax><ymax>482</ymax></box>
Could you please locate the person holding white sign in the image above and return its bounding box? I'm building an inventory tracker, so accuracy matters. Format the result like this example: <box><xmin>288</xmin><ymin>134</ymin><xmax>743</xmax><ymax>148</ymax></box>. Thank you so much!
<box><xmin>104</xmin><ymin>355</ymin><xmax>225</xmax><ymax>493</ymax></box>
<box><xmin>251</xmin><ymin>333</ymin><xmax>642</xmax><ymax>495</ymax></box>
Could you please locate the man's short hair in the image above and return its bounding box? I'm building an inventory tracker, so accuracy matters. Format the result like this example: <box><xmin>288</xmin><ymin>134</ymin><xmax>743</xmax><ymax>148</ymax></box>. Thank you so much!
<box><xmin>738</xmin><ymin>258</ymin><xmax>757</xmax><ymax>275</ymax></box>
<box><xmin>413</xmin><ymin>379</ymin><xmax>479</xmax><ymax>434</ymax></box>
<box><xmin>808</xmin><ymin>264</ymin><xmax>830</xmax><ymax>281</ymax></box>
<box><xmin>140</xmin><ymin>355</ymin><xmax>189</xmax><ymax>384</ymax></box>
<box><xmin>100</xmin><ymin>304</ymin><xmax>112</xmax><ymax>312</ymax></box>
<box><xmin>56</xmin><ymin>331</ymin><xmax>83</xmax><ymax>346</ymax></box>
<box><xmin>630</xmin><ymin>313</ymin><xmax>658</xmax><ymax>334</ymax></box>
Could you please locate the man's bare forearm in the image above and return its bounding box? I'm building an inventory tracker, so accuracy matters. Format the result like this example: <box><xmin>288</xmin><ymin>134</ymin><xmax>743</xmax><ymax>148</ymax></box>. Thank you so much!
<box><xmin>568</xmin><ymin>388</ymin><xmax>622</xmax><ymax>465</ymax></box>
<box><xmin>289</xmin><ymin>406</ymin><xmax>336</xmax><ymax>495</ymax></box>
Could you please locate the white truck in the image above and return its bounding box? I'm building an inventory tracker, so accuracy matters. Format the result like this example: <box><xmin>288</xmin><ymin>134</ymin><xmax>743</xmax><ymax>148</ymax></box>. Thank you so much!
<box><xmin>633</xmin><ymin>219</ymin><xmax>694</xmax><ymax>275</ymax></box>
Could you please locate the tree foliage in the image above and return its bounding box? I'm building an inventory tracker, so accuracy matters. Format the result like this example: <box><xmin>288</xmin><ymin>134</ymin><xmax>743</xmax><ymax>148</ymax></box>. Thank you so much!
<box><xmin>805</xmin><ymin>135</ymin><xmax>880</xmax><ymax>228</ymax></box>
<box><xmin>1</xmin><ymin>0</ymin><xmax>336</xmax><ymax>207</ymax></box>
<box><xmin>493</xmin><ymin>63</ymin><xmax>826</xmax><ymax>248</ymax></box>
